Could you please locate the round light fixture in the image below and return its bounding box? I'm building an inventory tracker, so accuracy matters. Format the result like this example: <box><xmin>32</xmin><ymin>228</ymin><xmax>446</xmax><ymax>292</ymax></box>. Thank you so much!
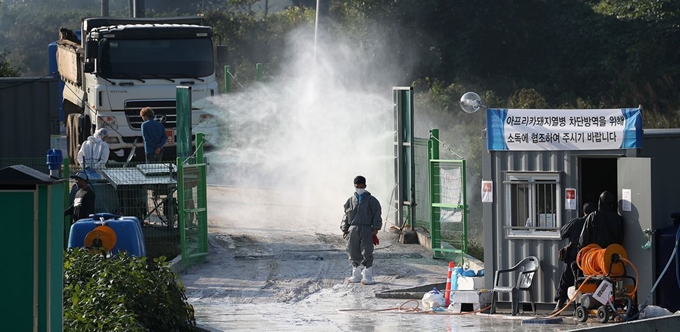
<box><xmin>460</xmin><ymin>92</ymin><xmax>485</xmax><ymax>114</ymax></box>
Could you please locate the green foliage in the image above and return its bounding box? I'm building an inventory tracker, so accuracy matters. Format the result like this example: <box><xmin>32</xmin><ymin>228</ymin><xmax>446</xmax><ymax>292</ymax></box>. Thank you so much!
<box><xmin>508</xmin><ymin>89</ymin><xmax>550</xmax><ymax>109</ymax></box>
<box><xmin>63</xmin><ymin>249</ymin><xmax>195</xmax><ymax>332</ymax></box>
<box><xmin>592</xmin><ymin>0</ymin><xmax>680</xmax><ymax>21</ymax></box>
<box><xmin>0</xmin><ymin>0</ymin><xmax>129</xmax><ymax>75</ymax></box>
<box><xmin>0</xmin><ymin>50</ymin><xmax>20</xmax><ymax>77</ymax></box>
<box><xmin>204</xmin><ymin>6</ymin><xmax>314</xmax><ymax>89</ymax></box>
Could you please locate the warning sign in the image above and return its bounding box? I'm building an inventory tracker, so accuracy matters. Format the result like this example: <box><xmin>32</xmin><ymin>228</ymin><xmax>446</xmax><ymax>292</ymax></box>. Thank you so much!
<box><xmin>565</xmin><ymin>188</ymin><xmax>576</xmax><ymax>210</ymax></box>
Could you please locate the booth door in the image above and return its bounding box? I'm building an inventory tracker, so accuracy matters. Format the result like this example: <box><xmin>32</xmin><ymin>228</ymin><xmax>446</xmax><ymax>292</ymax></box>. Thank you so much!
<box><xmin>617</xmin><ymin>157</ymin><xmax>653</xmax><ymax>304</ymax></box>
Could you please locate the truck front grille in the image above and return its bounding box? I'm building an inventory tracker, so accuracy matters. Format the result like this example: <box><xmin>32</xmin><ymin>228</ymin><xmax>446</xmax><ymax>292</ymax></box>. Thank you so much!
<box><xmin>124</xmin><ymin>100</ymin><xmax>177</xmax><ymax>129</ymax></box>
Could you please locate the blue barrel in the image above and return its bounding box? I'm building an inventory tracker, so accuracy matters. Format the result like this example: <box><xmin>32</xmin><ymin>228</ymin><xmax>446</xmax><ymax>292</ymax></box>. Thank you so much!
<box><xmin>68</xmin><ymin>213</ymin><xmax>146</xmax><ymax>257</ymax></box>
<box><xmin>655</xmin><ymin>216</ymin><xmax>680</xmax><ymax>312</ymax></box>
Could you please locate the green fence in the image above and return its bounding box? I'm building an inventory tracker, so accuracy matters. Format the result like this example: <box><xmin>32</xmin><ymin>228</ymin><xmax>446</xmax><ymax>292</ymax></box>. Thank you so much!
<box><xmin>430</xmin><ymin>158</ymin><xmax>468</xmax><ymax>260</ymax></box>
<box><xmin>177</xmin><ymin>134</ymin><xmax>209</xmax><ymax>270</ymax></box>
<box><xmin>413</xmin><ymin>137</ymin><xmax>431</xmax><ymax>230</ymax></box>
<box><xmin>71</xmin><ymin>161</ymin><xmax>182</xmax><ymax>259</ymax></box>
<box><xmin>1</xmin><ymin>155</ymin><xmax>183</xmax><ymax>259</ymax></box>
<box><xmin>411</xmin><ymin>130</ymin><xmax>468</xmax><ymax>263</ymax></box>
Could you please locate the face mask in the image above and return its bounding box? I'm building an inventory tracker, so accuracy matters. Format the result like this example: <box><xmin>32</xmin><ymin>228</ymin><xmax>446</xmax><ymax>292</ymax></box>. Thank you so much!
<box><xmin>355</xmin><ymin>188</ymin><xmax>366</xmax><ymax>195</ymax></box>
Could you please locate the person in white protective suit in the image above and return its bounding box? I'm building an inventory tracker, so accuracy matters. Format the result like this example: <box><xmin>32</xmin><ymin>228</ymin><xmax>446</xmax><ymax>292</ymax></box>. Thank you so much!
<box><xmin>341</xmin><ymin>175</ymin><xmax>382</xmax><ymax>285</ymax></box>
<box><xmin>77</xmin><ymin>128</ymin><xmax>110</xmax><ymax>170</ymax></box>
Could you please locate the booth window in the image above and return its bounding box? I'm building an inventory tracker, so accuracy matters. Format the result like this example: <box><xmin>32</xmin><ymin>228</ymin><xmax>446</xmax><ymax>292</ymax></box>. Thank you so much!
<box><xmin>504</xmin><ymin>172</ymin><xmax>561</xmax><ymax>238</ymax></box>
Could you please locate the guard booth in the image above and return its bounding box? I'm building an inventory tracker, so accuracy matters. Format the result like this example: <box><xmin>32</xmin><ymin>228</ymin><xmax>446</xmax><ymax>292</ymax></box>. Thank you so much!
<box><xmin>0</xmin><ymin>165</ymin><xmax>65</xmax><ymax>332</ymax></box>
<box><xmin>482</xmin><ymin>108</ymin><xmax>680</xmax><ymax>311</ymax></box>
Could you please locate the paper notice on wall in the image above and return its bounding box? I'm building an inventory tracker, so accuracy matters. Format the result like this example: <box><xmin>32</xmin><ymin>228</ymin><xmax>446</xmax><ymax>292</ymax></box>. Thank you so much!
<box><xmin>481</xmin><ymin>181</ymin><xmax>493</xmax><ymax>203</ymax></box>
<box><xmin>565</xmin><ymin>188</ymin><xmax>576</xmax><ymax>210</ymax></box>
<box><xmin>621</xmin><ymin>189</ymin><xmax>632</xmax><ymax>212</ymax></box>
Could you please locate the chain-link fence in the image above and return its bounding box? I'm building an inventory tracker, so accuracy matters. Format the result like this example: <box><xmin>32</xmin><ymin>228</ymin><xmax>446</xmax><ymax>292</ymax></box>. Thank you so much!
<box><xmin>66</xmin><ymin>162</ymin><xmax>181</xmax><ymax>259</ymax></box>
<box><xmin>177</xmin><ymin>156</ymin><xmax>208</xmax><ymax>269</ymax></box>
<box><xmin>1</xmin><ymin>156</ymin><xmax>182</xmax><ymax>259</ymax></box>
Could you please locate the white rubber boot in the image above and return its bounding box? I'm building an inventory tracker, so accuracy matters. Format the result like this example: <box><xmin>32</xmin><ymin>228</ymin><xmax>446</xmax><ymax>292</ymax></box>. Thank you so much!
<box><xmin>361</xmin><ymin>266</ymin><xmax>375</xmax><ymax>285</ymax></box>
<box><xmin>348</xmin><ymin>265</ymin><xmax>362</xmax><ymax>283</ymax></box>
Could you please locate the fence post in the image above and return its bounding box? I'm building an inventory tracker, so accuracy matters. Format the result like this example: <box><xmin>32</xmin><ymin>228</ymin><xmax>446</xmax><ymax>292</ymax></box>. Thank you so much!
<box><xmin>462</xmin><ymin>159</ymin><xmax>468</xmax><ymax>255</ymax></box>
<box><xmin>195</xmin><ymin>133</ymin><xmax>208</xmax><ymax>256</ymax></box>
<box><xmin>428</xmin><ymin>129</ymin><xmax>441</xmax><ymax>257</ymax></box>
<box><xmin>177</xmin><ymin>157</ymin><xmax>186</xmax><ymax>273</ymax></box>
<box><xmin>63</xmin><ymin>157</ymin><xmax>71</xmax><ymax>246</ymax></box>
<box><xmin>256</xmin><ymin>63</ymin><xmax>264</xmax><ymax>82</ymax></box>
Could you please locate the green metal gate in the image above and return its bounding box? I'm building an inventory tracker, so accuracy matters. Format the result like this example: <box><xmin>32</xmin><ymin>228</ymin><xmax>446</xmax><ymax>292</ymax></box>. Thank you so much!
<box><xmin>177</xmin><ymin>133</ymin><xmax>209</xmax><ymax>269</ymax></box>
<box><xmin>413</xmin><ymin>137</ymin><xmax>431</xmax><ymax>230</ymax></box>
<box><xmin>428</xmin><ymin>130</ymin><xmax>468</xmax><ymax>262</ymax></box>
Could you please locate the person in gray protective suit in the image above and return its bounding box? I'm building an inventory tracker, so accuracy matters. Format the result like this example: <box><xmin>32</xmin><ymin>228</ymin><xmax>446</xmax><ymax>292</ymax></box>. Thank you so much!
<box><xmin>341</xmin><ymin>175</ymin><xmax>382</xmax><ymax>285</ymax></box>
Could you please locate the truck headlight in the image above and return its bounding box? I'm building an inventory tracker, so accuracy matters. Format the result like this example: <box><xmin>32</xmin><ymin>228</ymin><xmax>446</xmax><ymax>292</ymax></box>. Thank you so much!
<box><xmin>98</xmin><ymin>116</ymin><xmax>118</xmax><ymax>130</ymax></box>
<box><xmin>198</xmin><ymin>114</ymin><xmax>216</xmax><ymax>126</ymax></box>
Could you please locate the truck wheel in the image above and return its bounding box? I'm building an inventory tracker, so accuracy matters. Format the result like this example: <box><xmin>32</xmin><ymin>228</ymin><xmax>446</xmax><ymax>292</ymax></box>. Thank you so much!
<box><xmin>66</xmin><ymin>113</ymin><xmax>79</xmax><ymax>163</ymax></box>
<box><xmin>77</xmin><ymin>113</ymin><xmax>92</xmax><ymax>142</ymax></box>
<box><xmin>67</xmin><ymin>113</ymin><xmax>91</xmax><ymax>166</ymax></box>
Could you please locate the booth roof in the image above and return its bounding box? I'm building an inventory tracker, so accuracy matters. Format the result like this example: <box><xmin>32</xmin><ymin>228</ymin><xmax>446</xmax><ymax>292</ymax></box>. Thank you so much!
<box><xmin>0</xmin><ymin>164</ymin><xmax>60</xmax><ymax>185</ymax></box>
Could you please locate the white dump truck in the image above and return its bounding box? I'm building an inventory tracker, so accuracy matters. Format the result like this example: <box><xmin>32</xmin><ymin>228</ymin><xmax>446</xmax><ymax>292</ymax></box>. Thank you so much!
<box><xmin>56</xmin><ymin>16</ymin><xmax>227</xmax><ymax>162</ymax></box>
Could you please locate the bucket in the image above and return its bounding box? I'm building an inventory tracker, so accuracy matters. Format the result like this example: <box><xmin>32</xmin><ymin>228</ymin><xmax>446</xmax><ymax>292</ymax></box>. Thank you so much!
<box><xmin>68</xmin><ymin>213</ymin><xmax>146</xmax><ymax>256</ymax></box>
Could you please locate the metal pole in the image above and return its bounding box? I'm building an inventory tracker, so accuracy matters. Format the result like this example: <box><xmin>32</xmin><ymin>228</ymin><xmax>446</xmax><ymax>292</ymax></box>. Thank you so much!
<box><xmin>195</xmin><ymin>133</ymin><xmax>208</xmax><ymax>257</ymax></box>
<box><xmin>133</xmin><ymin>0</ymin><xmax>145</xmax><ymax>18</ymax></box>
<box><xmin>462</xmin><ymin>159</ymin><xmax>468</xmax><ymax>255</ymax></box>
<box><xmin>177</xmin><ymin>157</ymin><xmax>186</xmax><ymax>272</ymax></box>
<box><xmin>224</xmin><ymin>65</ymin><xmax>232</xmax><ymax>93</ymax></box>
<box><xmin>429</xmin><ymin>129</ymin><xmax>441</xmax><ymax>256</ymax></box>
<box><xmin>314</xmin><ymin>0</ymin><xmax>329</xmax><ymax>62</ymax></box>
<box><xmin>176</xmin><ymin>86</ymin><xmax>192</xmax><ymax>160</ymax></box>
<box><xmin>256</xmin><ymin>63</ymin><xmax>263</xmax><ymax>82</ymax></box>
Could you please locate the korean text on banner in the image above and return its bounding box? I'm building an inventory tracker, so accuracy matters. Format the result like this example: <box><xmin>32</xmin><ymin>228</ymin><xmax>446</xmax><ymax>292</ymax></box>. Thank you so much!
<box><xmin>486</xmin><ymin>108</ymin><xmax>642</xmax><ymax>151</ymax></box>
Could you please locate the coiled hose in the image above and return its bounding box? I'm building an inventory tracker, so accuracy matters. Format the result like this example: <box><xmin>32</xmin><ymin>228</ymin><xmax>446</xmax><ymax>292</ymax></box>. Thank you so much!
<box><xmin>575</xmin><ymin>226</ymin><xmax>680</xmax><ymax>322</ymax></box>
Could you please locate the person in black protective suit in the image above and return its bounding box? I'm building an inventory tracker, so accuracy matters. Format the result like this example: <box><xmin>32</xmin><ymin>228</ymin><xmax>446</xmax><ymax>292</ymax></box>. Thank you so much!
<box><xmin>579</xmin><ymin>190</ymin><xmax>625</xmax><ymax>249</ymax></box>
<box><xmin>64</xmin><ymin>171</ymin><xmax>96</xmax><ymax>224</ymax></box>
<box><xmin>341</xmin><ymin>175</ymin><xmax>382</xmax><ymax>285</ymax></box>
<box><xmin>551</xmin><ymin>202</ymin><xmax>596</xmax><ymax>314</ymax></box>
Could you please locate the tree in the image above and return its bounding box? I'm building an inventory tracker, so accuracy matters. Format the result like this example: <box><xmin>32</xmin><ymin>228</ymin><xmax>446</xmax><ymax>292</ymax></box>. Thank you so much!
<box><xmin>0</xmin><ymin>50</ymin><xmax>20</xmax><ymax>77</ymax></box>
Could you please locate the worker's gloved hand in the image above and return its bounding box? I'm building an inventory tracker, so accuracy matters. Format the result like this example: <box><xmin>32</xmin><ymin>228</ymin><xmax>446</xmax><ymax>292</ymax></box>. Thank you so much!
<box><xmin>342</xmin><ymin>230</ymin><xmax>349</xmax><ymax>240</ymax></box>
<box><xmin>373</xmin><ymin>234</ymin><xmax>379</xmax><ymax>246</ymax></box>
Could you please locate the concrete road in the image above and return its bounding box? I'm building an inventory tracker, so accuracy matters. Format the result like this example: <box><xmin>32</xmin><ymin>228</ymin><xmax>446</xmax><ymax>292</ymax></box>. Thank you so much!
<box><xmin>179</xmin><ymin>186</ymin><xmax>676</xmax><ymax>331</ymax></box>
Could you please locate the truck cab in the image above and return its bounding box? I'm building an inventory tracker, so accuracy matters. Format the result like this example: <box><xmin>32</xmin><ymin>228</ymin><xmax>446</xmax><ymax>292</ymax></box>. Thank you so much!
<box><xmin>57</xmin><ymin>17</ymin><xmax>227</xmax><ymax>163</ymax></box>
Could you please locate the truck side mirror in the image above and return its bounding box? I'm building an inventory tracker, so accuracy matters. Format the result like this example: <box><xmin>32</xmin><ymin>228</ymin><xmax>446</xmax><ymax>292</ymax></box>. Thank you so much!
<box><xmin>84</xmin><ymin>59</ymin><xmax>95</xmax><ymax>73</ymax></box>
<box><xmin>216</xmin><ymin>46</ymin><xmax>228</xmax><ymax>64</ymax></box>
<box><xmin>85</xmin><ymin>40</ymin><xmax>98</xmax><ymax>59</ymax></box>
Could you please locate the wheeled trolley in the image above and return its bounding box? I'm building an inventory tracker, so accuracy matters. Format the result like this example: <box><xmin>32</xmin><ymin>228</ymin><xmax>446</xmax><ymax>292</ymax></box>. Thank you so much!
<box><xmin>571</xmin><ymin>244</ymin><xmax>639</xmax><ymax>323</ymax></box>
<box><xmin>573</xmin><ymin>275</ymin><xmax>638</xmax><ymax>323</ymax></box>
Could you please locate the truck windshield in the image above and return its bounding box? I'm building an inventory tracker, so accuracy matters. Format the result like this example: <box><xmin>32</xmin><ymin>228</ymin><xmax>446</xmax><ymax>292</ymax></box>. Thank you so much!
<box><xmin>99</xmin><ymin>38</ymin><xmax>214</xmax><ymax>78</ymax></box>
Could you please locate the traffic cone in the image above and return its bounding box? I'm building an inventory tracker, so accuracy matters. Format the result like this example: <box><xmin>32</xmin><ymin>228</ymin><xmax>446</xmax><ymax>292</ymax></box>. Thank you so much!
<box><xmin>444</xmin><ymin>261</ymin><xmax>454</xmax><ymax>307</ymax></box>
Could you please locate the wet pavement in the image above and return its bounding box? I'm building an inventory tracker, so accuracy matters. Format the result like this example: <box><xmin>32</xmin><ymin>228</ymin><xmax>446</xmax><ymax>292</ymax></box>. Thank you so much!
<box><xmin>181</xmin><ymin>186</ymin><xmax>649</xmax><ymax>332</ymax></box>
<box><xmin>191</xmin><ymin>288</ymin><xmax>594</xmax><ymax>332</ymax></box>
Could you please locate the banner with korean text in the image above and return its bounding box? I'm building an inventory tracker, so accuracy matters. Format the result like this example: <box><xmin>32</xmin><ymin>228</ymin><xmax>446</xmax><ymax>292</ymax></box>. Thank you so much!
<box><xmin>486</xmin><ymin>108</ymin><xmax>642</xmax><ymax>151</ymax></box>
